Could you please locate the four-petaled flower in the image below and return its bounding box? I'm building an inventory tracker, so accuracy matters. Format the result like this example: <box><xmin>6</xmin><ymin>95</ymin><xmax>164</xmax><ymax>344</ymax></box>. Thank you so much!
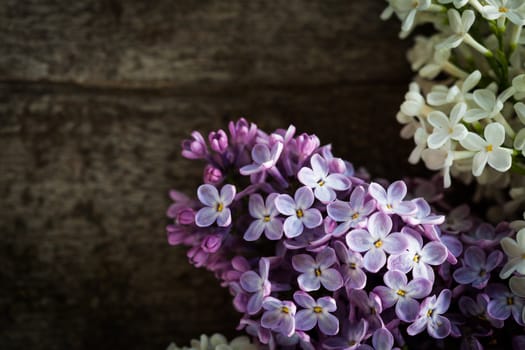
<box><xmin>298</xmin><ymin>153</ymin><xmax>351</xmax><ymax>202</ymax></box>
<box><xmin>368</xmin><ymin>181</ymin><xmax>417</xmax><ymax>216</ymax></box>
<box><xmin>482</xmin><ymin>0</ymin><xmax>525</xmax><ymax>26</ymax></box>
<box><xmin>323</xmin><ymin>319</ymin><xmax>369</xmax><ymax>350</ymax></box>
<box><xmin>261</xmin><ymin>297</ymin><xmax>297</xmax><ymax>337</ymax></box>
<box><xmin>373</xmin><ymin>270</ymin><xmax>432</xmax><ymax>322</ymax></box>
<box><xmin>292</xmin><ymin>247</ymin><xmax>344</xmax><ymax>292</ymax></box>
<box><xmin>426</xmin><ymin>102</ymin><xmax>468</xmax><ymax>149</ymax></box>
<box><xmin>486</xmin><ymin>283</ymin><xmax>525</xmax><ymax>325</ymax></box>
<box><xmin>453</xmin><ymin>246</ymin><xmax>503</xmax><ymax>289</ymax></box>
<box><xmin>500</xmin><ymin>228</ymin><xmax>525</xmax><ymax>279</ymax></box>
<box><xmin>195</xmin><ymin>184</ymin><xmax>236</xmax><ymax>227</ymax></box>
<box><xmin>407</xmin><ymin>289</ymin><xmax>452</xmax><ymax>339</ymax></box>
<box><xmin>275</xmin><ymin>186</ymin><xmax>323</xmax><ymax>238</ymax></box>
<box><xmin>327</xmin><ymin>186</ymin><xmax>376</xmax><ymax>236</ymax></box>
<box><xmin>244</xmin><ymin>193</ymin><xmax>283</xmax><ymax>241</ymax></box>
<box><xmin>334</xmin><ymin>241</ymin><xmax>367</xmax><ymax>290</ymax></box>
<box><xmin>240</xmin><ymin>258</ymin><xmax>272</xmax><ymax>315</ymax></box>
<box><xmin>346</xmin><ymin>212</ymin><xmax>408</xmax><ymax>272</ymax></box>
<box><xmin>293</xmin><ymin>291</ymin><xmax>339</xmax><ymax>335</ymax></box>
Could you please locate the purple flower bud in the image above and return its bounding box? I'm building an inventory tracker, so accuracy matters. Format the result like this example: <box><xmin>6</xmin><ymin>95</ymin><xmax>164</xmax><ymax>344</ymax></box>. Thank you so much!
<box><xmin>187</xmin><ymin>245</ymin><xmax>208</xmax><ymax>267</ymax></box>
<box><xmin>328</xmin><ymin>157</ymin><xmax>346</xmax><ymax>174</ymax></box>
<box><xmin>201</xmin><ymin>234</ymin><xmax>223</xmax><ymax>253</ymax></box>
<box><xmin>209</xmin><ymin>129</ymin><xmax>229</xmax><ymax>153</ymax></box>
<box><xmin>181</xmin><ymin>131</ymin><xmax>208</xmax><ymax>159</ymax></box>
<box><xmin>295</xmin><ymin>133</ymin><xmax>320</xmax><ymax>159</ymax></box>
<box><xmin>228</xmin><ymin>118</ymin><xmax>258</xmax><ymax>145</ymax></box>
<box><xmin>203</xmin><ymin>165</ymin><xmax>224</xmax><ymax>185</ymax></box>
<box><xmin>176</xmin><ymin>208</ymin><xmax>195</xmax><ymax>225</ymax></box>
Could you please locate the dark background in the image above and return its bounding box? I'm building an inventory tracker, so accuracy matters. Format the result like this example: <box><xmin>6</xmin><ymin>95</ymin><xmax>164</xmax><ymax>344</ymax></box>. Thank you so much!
<box><xmin>0</xmin><ymin>1</ymin><xmax>419</xmax><ymax>349</ymax></box>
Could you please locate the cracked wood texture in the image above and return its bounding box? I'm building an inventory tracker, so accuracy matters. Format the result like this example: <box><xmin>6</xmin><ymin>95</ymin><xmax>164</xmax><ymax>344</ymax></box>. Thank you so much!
<box><xmin>0</xmin><ymin>1</ymin><xmax>418</xmax><ymax>349</ymax></box>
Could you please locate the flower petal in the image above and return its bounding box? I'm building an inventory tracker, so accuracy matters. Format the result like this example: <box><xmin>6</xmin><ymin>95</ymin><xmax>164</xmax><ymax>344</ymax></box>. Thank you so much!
<box><xmin>298</xmin><ymin>272</ymin><xmax>321</xmax><ymax>291</ymax></box>
<box><xmin>295</xmin><ymin>309</ymin><xmax>317</xmax><ymax>331</ymax></box>
<box><xmin>327</xmin><ymin>201</ymin><xmax>351</xmax><ymax>222</ymax></box>
<box><xmin>318</xmin><ymin>313</ymin><xmax>339</xmax><ymax>335</ymax></box>
<box><xmin>407</xmin><ymin>278</ymin><xmax>432</xmax><ymax>299</ymax></box>
<box><xmin>368</xmin><ymin>182</ymin><xmax>387</xmax><ymax>203</ymax></box>
<box><xmin>302</xmin><ymin>208</ymin><xmax>323</xmax><ymax>229</ymax></box>
<box><xmin>311</xmin><ymin>153</ymin><xmax>328</xmax><ymax>177</ymax></box>
<box><xmin>387</xmin><ymin>181</ymin><xmax>408</xmax><ymax>202</ymax></box>
<box><xmin>319</xmin><ymin>268</ymin><xmax>344</xmax><ymax>291</ymax></box>
<box><xmin>421</xmin><ymin>242</ymin><xmax>448</xmax><ymax>265</ymax></box>
<box><xmin>247</xmin><ymin>291</ymin><xmax>265</xmax><ymax>314</ymax></box>
<box><xmin>472</xmin><ymin>151</ymin><xmax>488</xmax><ymax>177</ymax></box>
<box><xmin>453</xmin><ymin>267</ymin><xmax>478</xmax><ymax>285</ymax></box>
<box><xmin>252</xmin><ymin>144</ymin><xmax>271</xmax><ymax>164</ymax></box>
<box><xmin>295</xmin><ymin>186</ymin><xmax>315</xmax><ymax>209</ymax></box>
<box><xmin>275</xmin><ymin>194</ymin><xmax>297</xmax><ymax>216</ymax></box>
<box><xmin>364</xmin><ymin>249</ymin><xmax>386</xmax><ymax>273</ymax></box>
<box><xmin>397</xmin><ymin>297</ymin><xmax>420</xmax><ymax>322</ymax></box>
<box><xmin>249</xmin><ymin>194</ymin><xmax>265</xmax><ymax>218</ymax></box>
<box><xmin>220</xmin><ymin>184</ymin><xmax>236</xmax><ymax>205</ymax></box>
<box><xmin>428</xmin><ymin>316</ymin><xmax>451</xmax><ymax>339</ymax></box>
<box><xmin>326</xmin><ymin>173</ymin><xmax>351</xmax><ymax>191</ymax></box>
<box><xmin>315</xmin><ymin>186</ymin><xmax>335</xmax><ymax>203</ymax></box>
<box><xmin>346</xmin><ymin>229</ymin><xmax>373</xmax><ymax>252</ymax></box>
<box><xmin>407</xmin><ymin>316</ymin><xmax>427</xmax><ymax>336</ymax></box>
<box><xmin>298</xmin><ymin>167</ymin><xmax>317</xmax><ymax>187</ymax></box>
<box><xmin>216</xmin><ymin>208</ymin><xmax>232</xmax><ymax>227</ymax></box>
<box><xmin>195</xmin><ymin>207</ymin><xmax>219</xmax><ymax>227</ymax></box>
<box><xmin>197</xmin><ymin>184</ymin><xmax>219</xmax><ymax>206</ymax></box>
<box><xmin>244</xmin><ymin>220</ymin><xmax>265</xmax><ymax>241</ymax></box>
<box><xmin>317</xmin><ymin>247</ymin><xmax>337</xmax><ymax>268</ymax></box>
<box><xmin>372</xmin><ymin>328</ymin><xmax>393</xmax><ymax>350</ymax></box>
<box><xmin>292</xmin><ymin>254</ymin><xmax>316</xmax><ymax>273</ymax></box>
<box><xmin>373</xmin><ymin>286</ymin><xmax>397</xmax><ymax>308</ymax></box>
<box><xmin>293</xmin><ymin>291</ymin><xmax>315</xmax><ymax>308</ymax></box>
<box><xmin>382</xmin><ymin>232</ymin><xmax>408</xmax><ymax>255</ymax></box>
<box><xmin>368</xmin><ymin>213</ymin><xmax>392</xmax><ymax>239</ymax></box>
<box><xmin>487</xmin><ymin>148</ymin><xmax>512</xmax><ymax>172</ymax></box>
<box><xmin>265</xmin><ymin>219</ymin><xmax>283</xmax><ymax>240</ymax></box>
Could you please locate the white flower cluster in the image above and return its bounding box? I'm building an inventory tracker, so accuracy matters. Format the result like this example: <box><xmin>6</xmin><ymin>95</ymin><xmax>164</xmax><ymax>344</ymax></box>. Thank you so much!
<box><xmin>384</xmin><ymin>0</ymin><xmax>525</xmax><ymax>217</ymax></box>
<box><xmin>166</xmin><ymin>334</ymin><xmax>259</xmax><ymax>350</ymax></box>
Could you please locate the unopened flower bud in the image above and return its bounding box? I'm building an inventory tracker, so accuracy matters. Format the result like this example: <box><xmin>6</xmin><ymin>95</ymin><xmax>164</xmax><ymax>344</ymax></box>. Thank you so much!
<box><xmin>209</xmin><ymin>129</ymin><xmax>229</xmax><ymax>153</ymax></box>
<box><xmin>203</xmin><ymin>165</ymin><xmax>224</xmax><ymax>184</ymax></box>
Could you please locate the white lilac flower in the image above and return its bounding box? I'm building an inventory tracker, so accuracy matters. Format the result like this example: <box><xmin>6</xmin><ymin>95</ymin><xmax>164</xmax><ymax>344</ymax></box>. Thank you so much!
<box><xmin>397</xmin><ymin>111</ymin><xmax>420</xmax><ymax>140</ymax></box>
<box><xmin>195</xmin><ymin>184</ymin><xmax>236</xmax><ymax>227</ymax></box>
<box><xmin>293</xmin><ymin>291</ymin><xmax>339</xmax><ymax>335</ymax></box>
<box><xmin>427</xmin><ymin>102</ymin><xmax>468</xmax><ymax>149</ymax></box>
<box><xmin>459</xmin><ymin>122</ymin><xmax>513</xmax><ymax>176</ymax></box>
<box><xmin>420</xmin><ymin>49</ymin><xmax>456</xmax><ymax>79</ymax></box>
<box><xmin>166</xmin><ymin>334</ymin><xmax>258</xmax><ymax>350</ymax></box>
<box><xmin>421</xmin><ymin>146</ymin><xmax>454</xmax><ymax>187</ymax></box>
<box><xmin>409</xmin><ymin>126</ymin><xmax>429</xmax><ymax>165</ymax></box>
<box><xmin>275</xmin><ymin>186</ymin><xmax>323</xmax><ymax>238</ymax></box>
<box><xmin>346</xmin><ymin>212</ymin><xmax>408</xmax><ymax>273</ymax></box>
<box><xmin>244</xmin><ymin>193</ymin><xmax>283</xmax><ymax>241</ymax></box>
<box><xmin>298</xmin><ymin>153</ymin><xmax>351</xmax><ymax>202</ymax></box>
<box><xmin>437</xmin><ymin>0</ymin><xmax>468</xmax><ymax>8</ymax></box>
<box><xmin>463</xmin><ymin>89</ymin><xmax>504</xmax><ymax>123</ymax></box>
<box><xmin>509</xmin><ymin>276</ymin><xmax>525</xmax><ymax>297</ymax></box>
<box><xmin>407</xmin><ymin>289</ymin><xmax>452</xmax><ymax>339</ymax></box>
<box><xmin>436</xmin><ymin>9</ymin><xmax>475</xmax><ymax>51</ymax></box>
<box><xmin>326</xmin><ymin>186</ymin><xmax>376</xmax><ymax>236</ymax></box>
<box><xmin>513</xmin><ymin>75</ymin><xmax>525</xmax><ymax>100</ymax></box>
<box><xmin>426</xmin><ymin>70</ymin><xmax>481</xmax><ymax>106</ymax></box>
<box><xmin>482</xmin><ymin>0</ymin><xmax>525</xmax><ymax>26</ymax></box>
<box><xmin>500</xmin><ymin>228</ymin><xmax>525</xmax><ymax>279</ymax></box>
<box><xmin>407</xmin><ymin>35</ymin><xmax>438</xmax><ymax>72</ymax></box>
<box><xmin>513</xmin><ymin>103</ymin><xmax>525</xmax><ymax>155</ymax></box>
<box><xmin>400</xmin><ymin>82</ymin><xmax>429</xmax><ymax>118</ymax></box>
<box><xmin>391</xmin><ymin>0</ymin><xmax>432</xmax><ymax>33</ymax></box>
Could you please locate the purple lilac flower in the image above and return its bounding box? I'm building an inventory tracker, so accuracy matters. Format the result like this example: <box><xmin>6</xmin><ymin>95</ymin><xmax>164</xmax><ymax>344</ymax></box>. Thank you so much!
<box><xmin>283</xmin><ymin>228</ymin><xmax>331</xmax><ymax>251</ymax></box>
<box><xmin>373</xmin><ymin>270</ymin><xmax>432</xmax><ymax>322</ymax></box>
<box><xmin>208</xmin><ymin>129</ymin><xmax>228</xmax><ymax>153</ymax></box>
<box><xmin>195</xmin><ymin>184</ymin><xmax>236</xmax><ymax>227</ymax></box>
<box><xmin>298</xmin><ymin>153</ymin><xmax>351</xmax><ymax>202</ymax></box>
<box><xmin>228</xmin><ymin>118</ymin><xmax>258</xmax><ymax>145</ymax></box>
<box><xmin>201</xmin><ymin>234</ymin><xmax>223</xmax><ymax>253</ymax></box>
<box><xmin>294</xmin><ymin>133</ymin><xmax>320</xmax><ymax>163</ymax></box>
<box><xmin>440</xmin><ymin>204</ymin><xmax>473</xmax><ymax>234</ymax></box>
<box><xmin>293</xmin><ymin>291</ymin><xmax>339</xmax><ymax>335</ymax></box>
<box><xmin>462</xmin><ymin>222</ymin><xmax>512</xmax><ymax>249</ymax></box>
<box><xmin>346</xmin><ymin>212</ymin><xmax>408</xmax><ymax>273</ymax></box>
<box><xmin>407</xmin><ymin>289</ymin><xmax>452</xmax><ymax>339</ymax></box>
<box><xmin>404</xmin><ymin>197</ymin><xmax>444</xmax><ymax>226</ymax></box>
<box><xmin>240</xmin><ymin>258</ymin><xmax>271</xmax><ymax>314</ymax></box>
<box><xmin>349</xmin><ymin>290</ymin><xmax>384</xmax><ymax>332</ymax></box>
<box><xmin>323</xmin><ymin>319</ymin><xmax>369</xmax><ymax>350</ymax></box>
<box><xmin>453</xmin><ymin>246</ymin><xmax>503</xmax><ymax>289</ymax></box>
<box><xmin>388</xmin><ymin>227</ymin><xmax>448</xmax><ymax>282</ymax></box>
<box><xmin>368</xmin><ymin>180</ymin><xmax>417</xmax><ymax>216</ymax></box>
<box><xmin>244</xmin><ymin>193</ymin><xmax>283</xmax><ymax>241</ymax></box>
<box><xmin>181</xmin><ymin>131</ymin><xmax>208</xmax><ymax>159</ymax></box>
<box><xmin>292</xmin><ymin>247</ymin><xmax>343</xmax><ymax>292</ymax></box>
<box><xmin>327</xmin><ymin>186</ymin><xmax>376</xmax><ymax>237</ymax></box>
<box><xmin>458</xmin><ymin>294</ymin><xmax>504</xmax><ymax>328</ymax></box>
<box><xmin>334</xmin><ymin>241</ymin><xmax>367</xmax><ymax>290</ymax></box>
<box><xmin>240</xmin><ymin>142</ymin><xmax>285</xmax><ymax>185</ymax></box>
<box><xmin>275</xmin><ymin>330</ymin><xmax>315</xmax><ymax>350</ymax></box>
<box><xmin>275</xmin><ymin>186</ymin><xmax>323</xmax><ymax>238</ymax></box>
<box><xmin>261</xmin><ymin>297</ymin><xmax>296</xmax><ymax>337</ymax></box>
<box><xmin>486</xmin><ymin>284</ymin><xmax>525</xmax><ymax>325</ymax></box>
<box><xmin>371</xmin><ymin>327</ymin><xmax>394</xmax><ymax>350</ymax></box>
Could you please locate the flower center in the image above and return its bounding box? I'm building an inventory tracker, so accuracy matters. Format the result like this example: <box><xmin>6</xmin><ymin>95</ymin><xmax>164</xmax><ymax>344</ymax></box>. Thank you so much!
<box><xmin>296</xmin><ymin>209</ymin><xmax>304</xmax><ymax>218</ymax></box>
<box><xmin>313</xmin><ymin>306</ymin><xmax>323</xmax><ymax>313</ymax></box>
<box><xmin>386</xmin><ymin>203</ymin><xmax>393</xmax><ymax>209</ymax></box>
<box><xmin>448</xmin><ymin>127</ymin><xmax>454</xmax><ymax>134</ymax></box>
<box><xmin>317</xmin><ymin>179</ymin><xmax>326</xmax><ymax>187</ymax></box>
<box><xmin>349</xmin><ymin>262</ymin><xmax>357</xmax><ymax>269</ymax></box>
<box><xmin>349</xmin><ymin>340</ymin><xmax>357</xmax><ymax>346</ymax></box>
<box><xmin>216</xmin><ymin>202</ymin><xmax>224</xmax><ymax>212</ymax></box>
<box><xmin>396</xmin><ymin>289</ymin><xmax>406</xmax><ymax>297</ymax></box>
<box><xmin>281</xmin><ymin>306</ymin><xmax>290</xmax><ymax>314</ymax></box>
<box><xmin>507</xmin><ymin>297</ymin><xmax>514</xmax><ymax>305</ymax></box>
<box><xmin>263</xmin><ymin>215</ymin><xmax>271</xmax><ymax>222</ymax></box>
<box><xmin>427</xmin><ymin>308</ymin><xmax>434</xmax><ymax>317</ymax></box>
<box><xmin>413</xmin><ymin>253</ymin><xmax>420</xmax><ymax>263</ymax></box>
<box><xmin>479</xmin><ymin>269</ymin><xmax>486</xmax><ymax>277</ymax></box>
<box><xmin>412</xmin><ymin>0</ymin><xmax>419</xmax><ymax>8</ymax></box>
<box><xmin>352</xmin><ymin>212</ymin><xmax>360</xmax><ymax>220</ymax></box>
<box><xmin>499</xmin><ymin>7</ymin><xmax>508</xmax><ymax>13</ymax></box>
<box><xmin>314</xmin><ymin>267</ymin><xmax>322</xmax><ymax>277</ymax></box>
<box><xmin>486</xmin><ymin>144</ymin><xmax>493</xmax><ymax>152</ymax></box>
<box><xmin>374</xmin><ymin>239</ymin><xmax>383</xmax><ymax>248</ymax></box>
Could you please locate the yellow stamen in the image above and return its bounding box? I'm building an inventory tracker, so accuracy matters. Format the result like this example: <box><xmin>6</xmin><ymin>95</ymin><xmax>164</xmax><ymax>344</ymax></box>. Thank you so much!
<box><xmin>479</xmin><ymin>269</ymin><xmax>486</xmax><ymax>277</ymax></box>
<box><xmin>499</xmin><ymin>7</ymin><xmax>508</xmax><ymax>13</ymax></box>
<box><xmin>507</xmin><ymin>297</ymin><xmax>514</xmax><ymax>305</ymax></box>
<box><xmin>486</xmin><ymin>144</ymin><xmax>493</xmax><ymax>152</ymax></box>
<box><xmin>296</xmin><ymin>209</ymin><xmax>304</xmax><ymax>218</ymax></box>
<box><xmin>313</xmin><ymin>306</ymin><xmax>323</xmax><ymax>313</ymax></box>
<box><xmin>413</xmin><ymin>254</ymin><xmax>420</xmax><ymax>263</ymax></box>
<box><xmin>427</xmin><ymin>308</ymin><xmax>434</xmax><ymax>317</ymax></box>
<box><xmin>374</xmin><ymin>240</ymin><xmax>383</xmax><ymax>248</ymax></box>
<box><xmin>263</xmin><ymin>215</ymin><xmax>271</xmax><ymax>222</ymax></box>
<box><xmin>386</xmin><ymin>204</ymin><xmax>393</xmax><ymax>210</ymax></box>
<box><xmin>317</xmin><ymin>179</ymin><xmax>326</xmax><ymax>187</ymax></box>
<box><xmin>397</xmin><ymin>289</ymin><xmax>406</xmax><ymax>297</ymax></box>
<box><xmin>281</xmin><ymin>306</ymin><xmax>289</xmax><ymax>314</ymax></box>
<box><xmin>349</xmin><ymin>262</ymin><xmax>357</xmax><ymax>269</ymax></box>
<box><xmin>315</xmin><ymin>267</ymin><xmax>322</xmax><ymax>277</ymax></box>
<box><xmin>216</xmin><ymin>203</ymin><xmax>224</xmax><ymax>212</ymax></box>
<box><xmin>352</xmin><ymin>212</ymin><xmax>360</xmax><ymax>220</ymax></box>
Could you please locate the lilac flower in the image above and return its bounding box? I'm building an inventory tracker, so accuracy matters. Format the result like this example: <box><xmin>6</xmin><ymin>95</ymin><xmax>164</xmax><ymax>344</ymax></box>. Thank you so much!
<box><xmin>458</xmin><ymin>294</ymin><xmax>503</xmax><ymax>328</ymax></box>
<box><xmin>240</xmin><ymin>258</ymin><xmax>271</xmax><ymax>314</ymax></box>
<box><xmin>283</xmin><ymin>228</ymin><xmax>331</xmax><ymax>251</ymax></box>
<box><xmin>371</xmin><ymin>327</ymin><xmax>394</xmax><ymax>350</ymax></box>
<box><xmin>334</xmin><ymin>241</ymin><xmax>367</xmax><ymax>290</ymax></box>
<box><xmin>261</xmin><ymin>297</ymin><xmax>297</xmax><ymax>337</ymax></box>
<box><xmin>181</xmin><ymin>131</ymin><xmax>208</xmax><ymax>159</ymax></box>
<box><xmin>500</xmin><ymin>228</ymin><xmax>525</xmax><ymax>279</ymax></box>
<box><xmin>293</xmin><ymin>291</ymin><xmax>339</xmax><ymax>335</ymax></box>
<box><xmin>203</xmin><ymin>164</ymin><xmax>224</xmax><ymax>185</ymax></box>
<box><xmin>462</xmin><ymin>222</ymin><xmax>511</xmax><ymax>249</ymax></box>
<box><xmin>388</xmin><ymin>227</ymin><xmax>448</xmax><ymax>282</ymax></box>
<box><xmin>228</xmin><ymin>118</ymin><xmax>258</xmax><ymax>145</ymax></box>
<box><xmin>240</xmin><ymin>142</ymin><xmax>286</xmax><ymax>186</ymax></box>
<box><xmin>244</xmin><ymin>193</ymin><xmax>283</xmax><ymax>241</ymax></box>
<box><xmin>292</xmin><ymin>247</ymin><xmax>343</xmax><ymax>292</ymax></box>
<box><xmin>298</xmin><ymin>153</ymin><xmax>351</xmax><ymax>202</ymax></box>
<box><xmin>346</xmin><ymin>212</ymin><xmax>408</xmax><ymax>273</ymax></box>
<box><xmin>349</xmin><ymin>290</ymin><xmax>384</xmax><ymax>332</ymax></box>
<box><xmin>294</xmin><ymin>133</ymin><xmax>320</xmax><ymax>162</ymax></box>
<box><xmin>208</xmin><ymin>129</ymin><xmax>228</xmax><ymax>153</ymax></box>
<box><xmin>404</xmin><ymin>198</ymin><xmax>444</xmax><ymax>226</ymax></box>
<box><xmin>327</xmin><ymin>186</ymin><xmax>376</xmax><ymax>236</ymax></box>
<box><xmin>407</xmin><ymin>289</ymin><xmax>452</xmax><ymax>339</ymax></box>
<box><xmin>373</xmin><ymin>270</ymin><xmax>432</xmax><ymax>322</ymax></box>
<box><xmin>275</xmin><ymin>186</ymin><xmax>323</xmax><ymax>238</ymax></box>
<box><xmin>368</xmin><ymin>181</ymin><xmax>417</xmax><ymax>216</ymax></box>
<box><xmin>486</xmin><ymin>284</ymin><xmax>525</xmax><ymax>325</ymax></box>
<box><xmin>195</xmin><ymin>184</ymin><xmax>236</xmax><ymax>227</ymax></box>
<box><xmin>453</xmin><ymin>246</ymin><xmax>503</xmax><ymax>289</ymax></box>
<box><xmin>323</xmin><ymin>319</ymin><xmax>369</xmax><ymax>350</ymax></box>
<box><xmin>440</xmin><ymin>204</ymin><xmax>473</xmax><ymax>234</ymax></box>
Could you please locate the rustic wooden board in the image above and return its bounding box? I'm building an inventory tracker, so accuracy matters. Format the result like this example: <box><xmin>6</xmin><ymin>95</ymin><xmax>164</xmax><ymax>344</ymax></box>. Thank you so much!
<box><xmin>0</xmin><ymin>0</ymin><xmax>417</xmax><ymax>349</ymax></box>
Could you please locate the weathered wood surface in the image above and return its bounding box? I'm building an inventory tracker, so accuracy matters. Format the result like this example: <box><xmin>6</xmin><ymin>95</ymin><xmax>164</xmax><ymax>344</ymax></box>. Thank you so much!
<box><xmin>0</xmin><ymin>1</ymin><xmax>417</xmax><ymax>349</ymax></box>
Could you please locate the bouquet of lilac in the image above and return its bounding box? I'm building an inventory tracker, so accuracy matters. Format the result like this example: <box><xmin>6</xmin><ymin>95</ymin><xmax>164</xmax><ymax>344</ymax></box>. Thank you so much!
<box><xmin>167</xmin><ymin>119</ymin><xmax>525</xmax><ymax>349</ymax></box>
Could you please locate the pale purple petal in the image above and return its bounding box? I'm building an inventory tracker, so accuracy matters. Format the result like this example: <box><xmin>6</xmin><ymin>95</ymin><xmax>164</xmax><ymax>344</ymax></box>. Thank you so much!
<box><xmin>240</xmin><ymin>271</ymin><xmax>262</xmax><ymax>292</ymax></box>
<box><xmin>249</xmin><ymin>194</ymin><xmax>266</xmax><ymax>218</ymax></box>
<box><xmin>364</xmin><ymin>249</ymin><xmax>386</xmax><ymax>273</ymax></box>
<box><xmin>349</xmin><ymin>186</ymin><xmax>366</xmax><ymax>209</ymax></box>
<box><xmin>327</xmin><ymin>201</ymin><xmax>351</xmax><ymax>221</ymax></box>
<box><xmin>382</xmin><ymin>232</ymin><xmax>408</xmax><ymax>255</ymax></box>
<box><xmin>421</xmin><ymin>242</ymin><xmax>448</xmax><ymax>265</ymax></box>
<box><xmin>261</xmin><ymin>310</ymin><xmax>281</xmax><ymax>329</ymax></box>
<box><xmin>311</xmin><ymin>153</ymin><xmax>328</xmax><ymax>177</ymax></box>
<box><xmin>298</xmin><ymin>167</ymin><xmax>318</xmax><ymax>187</ymax></box>
<box><xmin>320</xmin><ymin>269</ymin><xmax>344</xmax><ymax>291</ymax></box>
<box><xmin>387</xmin><ymin>180</ymin><xmax>407</xmax><ymax>202</ymax></box>
<box><xmin>275</xmin><ymin>194</ymin><xmax>297</xmax><ymax>216</ymax></box>
<box><xmin>220</xmin><ymin>184</ymin><xmax>236</xmax><ymax>205</ymax></box>
<box><xmin>317</xmin><ymin>247</ymin><xmax>337</xmax><ymax>268</ymax></box>
<box><xmin>453</xmin><ymin>267</ymin><xmax>478</xmax><ymax>285</ymax></box>
<box><xmin>318</xmin><ymin>297</ymin><xmax>337</xmax><ymax>312</ymax></box>
<box><xmin>487</xmin><ymin>300</ymin><xmax>511</xmax><ymax>320</ymax></box>
<box><xmin>302</xmin><ymin>208</ymin><xmax>323</xmax><ymax>228</ymax></box>
<box><xmin>407</xmin><ymin>316</ymin><xmax>427</xmax><ymax>336</ymax></box>
<box><xmin>387</xmin><ymin>253</ymin><xmax>413</xmax><ymax>273</ymax></box>
<box><xmin>284</xmin><ymin>216</ymin><xmax>304</xmax><ymax>238</ymax></box>
<box><xmin>265</xmin><ymin>219</ymin><xmax>283</xmax><ymax>240</ymax></box>
<box><xmin>428</xmin><ymin>316</ymin><xmax>451</xmax><ymax>339</ymax></box>
<box><xmin>372</xmin><ymin>328</ymin><xmax>393</xmax><ymax>350</ymax></box>
<box><xmin>195</xmin><ymin>207</ymin><xmax>219</xmax><ymax>227</ymax></box>
<box><xmin>247</xmin><ymin>291</ymin><xmax>265</xmax><ymax>314</ymax></box>
<box><xmin>252</xmin><ymin>144</ymin><xmax>271</xmax><ymax>164</ymax></box>
<box><xmin>240</xmin><ymin>163</ymin><xmax>262</xmax><ymax>175</ymax></box>
<box><xmin>373</xmin><ymin>286</ymin><xmax>397</xmax><ymax>308</ymax></box>
<box><xmin>262</xmin><ymin>296</ymin><xmax>281</xmax><ymax>310</ymax></box>
<box><xmin>332</xmin><ymin>221</ymin><xmax>352</xmax><ymax>237</ymax></box>
<box><xmin>384</xmin><ymin>270</ymin><xmax>407</xmax><ymax>290</ymax></box>
<box><xmin>346</xmin><ymin>229</ymin><xmax>373</xmax><ymax>252</ymax></box>
<box><xmin>435</xmin><ymin>290</ymin><xmax>452</xmax><ymax>314</ymax></box>
<box><xmin>293</xmin><ymin>291</ymin><xmax>315</xmax><ymax>308</ymax></box>
<box><xmin>216</xmin><ymin>208</ymin><xmax>232</xmax><ymax>227</ymax></box>
<box><xmin>368</xmin><ymin>213</ymin><xmax>392</xmax><ymax>239</ymax></box>
<box><xmin>197</xmin><ymin>184</ymin><xmax>219</xmax><ymax>206</ymax></box>
<box><xmin>397</xmin><ymin>297</ymin><xmax>420</xmax><ymax>322</ymax></box>
<box><xmin>326</xmin><ymin>173</ymin><xmax>351</xmax><ymax>191</ymax></box>
<box><xmin>298</xmin><ymin>272</ymin><xmax>321</xmax><ymax>291</ymax></box>
<box><xmin>369</xmin><ymin>182</ymin><xmax>387</xmax><ymax>203</ymax></box>
<box><xmin>394</xmin><ymin>201</ymin><xmax>417</xmax><ymax>215</ymax></box>
<box><xmin>295</xmin><ymin>186</ymin><xmax>315</xmax><ymax>209</ymax></box>
<box><xmin>280</xmin><ymin>314</ymin><xmax>296</xmax><ymax>337</ymax></box>
<box><xmin>266</xmin><ymin>193</ymin><xmax>279</xmax><ymax>215</ymax></box>
<box><xmin>485</xmin><ymin>251</ymin><xmax>503</xmax><ymax>271</ymax></box>
<box><xmin>295</xmin><ymin>310</ymin><xmax>317</xmax><ymax>331</ymax></box>
<box><xmin>318</xmin><ymin>313</ymin><xmax>339</xmax><ymax>335</ymax></box>
<box><xmin>259</xmin><ymin>257</ymin><xmax>270</xmax><ymax>280</ymax></box>
<box><xmin>292</xmin><ymin>254</ymin><xmax>316</xmax><ymax>273</ymax></box>
<box><xmin>347</xmin><ymin>268</ymin><xmax>367</xmax><ymax>290</ymax></box>
<box><xmin>407</xmin><ymin>278</ymin><xmax>432</xmax><ymax>299</ymax></box>
<box><xmin>413</xmin><ymin>263</ymin><xmax>435</xmax><ymax>282</ymax></box>
<box><xmin>464</xmin><ymin>246</ymin><xmax>485</xmax><ymax>267</ymax></box>
<box><xmin>315</xmin><ymin>186</ymin><xmax>335</xmax><ymax>202</ymax></box>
